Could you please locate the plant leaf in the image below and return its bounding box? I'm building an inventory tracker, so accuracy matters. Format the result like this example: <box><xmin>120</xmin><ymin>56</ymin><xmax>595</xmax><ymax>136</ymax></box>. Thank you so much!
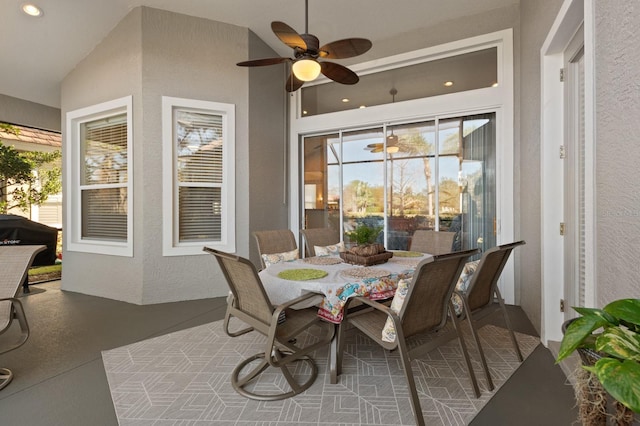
<box><xmin>557</xmin><ymin>316</ymin><xmax>609</xmax><ymax>362</ymax></box>
<box><xmin>604</xmin><ymin>299</ymin><xmax>640</xmax><ymax>328</ymax></box>
<box><xmin>596</xmin><ymin>327</ymin><xmax>640</xmax><ymax>361</ymax></box>
<box><xmin>587</xmin><ymin>358</ymin><xmax>640</xmax><ymax>413</ymax></box>
<box><xmin>573</xmin><ymin>306</ymin><xmax>618</xmax><ymax>324</ymax></box>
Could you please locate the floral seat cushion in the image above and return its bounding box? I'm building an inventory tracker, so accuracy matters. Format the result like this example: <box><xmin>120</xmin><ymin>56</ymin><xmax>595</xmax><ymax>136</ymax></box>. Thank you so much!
<box><xmin>381</xmin><ymin>260</ymin><xmax>480</xmax><ymax>342</ymax></box>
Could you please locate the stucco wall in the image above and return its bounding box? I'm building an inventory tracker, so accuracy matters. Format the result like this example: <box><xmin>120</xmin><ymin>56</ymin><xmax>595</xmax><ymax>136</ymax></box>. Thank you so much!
<box><xmin>60</xmin><ymin>7</ymin><xmax>284</xmax><ymax>304</ymax></box>
<box><xmin>61</xmin><ymin>8</ymin><xmax>144</xmax><ymax>303</ymax></box>
<box><xmin>517</xmin><ymin>0</ymin><xmax>564</xmax><ymax>334</ymax></box>
<box><xmin>0</xmin><ymin>94</ymin><xmax>61</xmax><ymax>131</ymax></box>
<box><xmin>137</xmin><ymin>8</ymin><xmax>251</xmax><ymax>304</ymax></box>
<box><xmin>247</xmin><ymin>31</ymin><xmax>288</xmax><ymax>266</ymax></box>
<box><xmin>595</xmin><ymin>1</ymin><xmax>640</xmax><ymax>305</ymax></box>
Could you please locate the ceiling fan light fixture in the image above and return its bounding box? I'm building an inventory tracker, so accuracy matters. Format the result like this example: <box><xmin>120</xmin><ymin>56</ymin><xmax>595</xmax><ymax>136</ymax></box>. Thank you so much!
<box><xmin>292</xmin><ymin>59</ymin><xmax>321</xmax><ymax>81</ymax></box>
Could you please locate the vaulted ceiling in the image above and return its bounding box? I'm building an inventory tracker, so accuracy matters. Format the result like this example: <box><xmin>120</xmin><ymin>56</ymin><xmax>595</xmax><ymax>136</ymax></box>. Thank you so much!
<box><xmin>1</xmin><ymin>0</ymin><xmax>518</xmax><ymax>108</ymax></box>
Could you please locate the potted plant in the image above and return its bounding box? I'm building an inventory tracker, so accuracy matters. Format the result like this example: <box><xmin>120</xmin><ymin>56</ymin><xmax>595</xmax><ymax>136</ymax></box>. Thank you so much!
<box><xmin>343</xmin><ymin>223</ymin><xmax>389</xmax><ymax>264</ymax></box>
<box><xmin>346</xmin><ymin>223</ymin><xmax>382</xmax><ymax>246</ymax></box>
<box><xmin>557</xmin><ymin>298</ymin><xmax>640</xmax><ymax>422</ymax></box>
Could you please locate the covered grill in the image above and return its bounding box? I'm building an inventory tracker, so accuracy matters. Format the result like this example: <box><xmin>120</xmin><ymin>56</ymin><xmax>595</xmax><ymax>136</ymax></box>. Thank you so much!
<box><xmin>0</xmin><ymin>215</ymin><xmax>58</xmax><ymax>291</ymax></box>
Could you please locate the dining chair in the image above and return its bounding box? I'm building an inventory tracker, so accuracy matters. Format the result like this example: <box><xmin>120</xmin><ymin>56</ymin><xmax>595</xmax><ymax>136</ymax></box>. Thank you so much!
<box><xmin>300</xmin><ymin>227</ymin><xmax>340</xmax><ymax>257</ymax></box>
<box><xmin>336</xmin><ymin>248</ymin><xmax>481</xmax><ymax>426</ymax></box>
<box><xmin>454</xmin><ymin>240</ymin><xmax>526</xmax><ymax>391</ymax></box>
<box><xmin>0</xmin><ymin>245</ymin><xmax>46</xmax><ymax>390</ymax></box>
<box><xmin>409</xmin><ymin>229</ymin><xmax>456</xmax><ymax>255</ymax></box>
<box><xmin>203</xmin><ymin>247</ymin><xmax>334</xmax><ymax>401</ymax></box>
<box><xmin>253</xmin><ymin>229</ymin><xmax>298</xmax><ymax>269</ymax></box>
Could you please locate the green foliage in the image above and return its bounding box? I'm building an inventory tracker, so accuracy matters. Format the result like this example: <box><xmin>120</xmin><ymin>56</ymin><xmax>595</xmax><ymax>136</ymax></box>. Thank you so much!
<box><xmin>346</xmin><ymin>223</ymin><xmax>383</xmax><ymax>245</ymax></box>
<box><xmin>0</xmin><ymin>124</ymin><xmax>62</xmax><ymax>214</ymax></box>
<box><xmin>557</xmin><ymin>298</ymin><xmax>640</xmax><ymax>413</ymax></box>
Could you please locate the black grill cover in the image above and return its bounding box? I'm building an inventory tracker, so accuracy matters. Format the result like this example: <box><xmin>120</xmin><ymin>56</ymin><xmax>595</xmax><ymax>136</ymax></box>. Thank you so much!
<box><xmin>0</xmin><ymin>214</ymin><xmax>58</xmax><ymax>266</ymax></box>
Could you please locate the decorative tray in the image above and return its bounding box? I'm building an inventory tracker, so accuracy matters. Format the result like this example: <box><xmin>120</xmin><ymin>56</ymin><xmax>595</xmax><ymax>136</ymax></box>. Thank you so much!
<box><xmin>339</xmin><ymin>251</ymin><xmax>393</xmax><ymax>266</ymax></box>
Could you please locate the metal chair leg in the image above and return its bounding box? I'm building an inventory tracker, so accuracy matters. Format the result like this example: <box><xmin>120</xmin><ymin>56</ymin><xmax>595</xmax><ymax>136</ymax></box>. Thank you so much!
<box><xmin>495</xmin><ymin>288</ymin><xmax>523</xmax><ymax>362</ymax></box>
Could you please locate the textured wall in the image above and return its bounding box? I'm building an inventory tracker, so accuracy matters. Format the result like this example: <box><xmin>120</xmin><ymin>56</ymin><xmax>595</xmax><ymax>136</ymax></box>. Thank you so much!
<box><xmin>518</xmin><ymin>0</ymin><xmax>564</xmax><ymax>333</ymax></box>
<box><xmin>137</xmin><ymin>8</ymin><xmax>251</xmax><ymax>304</ymax></box>
<box><xmin>247</xmin><ymin>31</ymin><xmax>288</xmax><ymax>266</ymax></box>
<box><xmin>595</xmin><ymin>1</ymin><xmax>640</xmax><ymax>305</ymax></box>
<box><xmin>60</xmin><ymin>7</ymin><xmax>285</xmax><ymax>304</ymax></box>
<box><xmin>61</xmin><ymin>8</ymin><xmax>145</xmax><ymax>303</ymax></box>
<box><xmin>0</xmin><ymin>94</ymin><xmax>61</xmax><ymax>131</ymax></box>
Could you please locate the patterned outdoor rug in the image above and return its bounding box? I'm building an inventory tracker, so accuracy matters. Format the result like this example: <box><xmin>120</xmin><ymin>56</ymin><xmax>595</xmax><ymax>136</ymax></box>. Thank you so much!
<box><xmin>102</xmin><ymin>319</ymin><xmax>539</xmax><ymax>425</ymax></box>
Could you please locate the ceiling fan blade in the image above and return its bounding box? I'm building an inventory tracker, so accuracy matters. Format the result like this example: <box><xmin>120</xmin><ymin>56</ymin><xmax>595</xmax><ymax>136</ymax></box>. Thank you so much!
<box><xmin>319</xmin><ymin>38</ymin><xmax>372</xmax><ymax>59</ymax></box>
<box><xmin>285</xmin><ymin>73</ymin><xmax>305</xmax><ymax>92</ymax></box>
<box><xmin>237</xmin><ymin>57</ymin><xmax>290</xmax><ymax>67</ymax></box>
<box><xmin>271</xmin><ymin>21</ymin><xmax>307</xmax><ymax>50</ymax></box>
<box><xmin>320</xmin><ymin>61</ymin><xmax>359</xmax><ymax>85</ymax></box>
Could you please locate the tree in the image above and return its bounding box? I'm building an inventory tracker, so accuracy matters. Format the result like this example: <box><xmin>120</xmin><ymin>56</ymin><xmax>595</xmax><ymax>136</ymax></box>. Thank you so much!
<box><xmin>0</xmin><ymin>123</ymin><xmax>62</xmax><ymax>214</ymax></box>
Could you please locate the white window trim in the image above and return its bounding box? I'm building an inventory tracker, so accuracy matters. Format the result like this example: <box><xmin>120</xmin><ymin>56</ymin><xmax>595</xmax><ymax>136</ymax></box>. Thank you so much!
<box><xmin>289</xmin><ymin>29</ymin><xmax>515</xmax><ymax>302</ymax></box>
<box><xmin>162</xmin><ymin>96</ymin><xmax>236</xmax><ymax>256</ymax></box>
<box><xmin>65</xmin><ymin>96</ymin><xmax>133</xmax><ymax>257</ymax></box>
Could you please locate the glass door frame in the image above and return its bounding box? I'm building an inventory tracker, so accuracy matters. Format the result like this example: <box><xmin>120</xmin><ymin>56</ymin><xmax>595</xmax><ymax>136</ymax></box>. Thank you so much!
<box><xmin>289</xmin><ymin>29</ymin><xmax>516</xmax><ymax>303</ymax></box>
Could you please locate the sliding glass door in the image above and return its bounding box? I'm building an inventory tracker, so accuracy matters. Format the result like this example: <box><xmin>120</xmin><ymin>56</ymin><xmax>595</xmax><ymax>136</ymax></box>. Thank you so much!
<box><xmin>301</xmin><ymin>112</ymin><xmax>496</xmax><ymax>255</ymax></box>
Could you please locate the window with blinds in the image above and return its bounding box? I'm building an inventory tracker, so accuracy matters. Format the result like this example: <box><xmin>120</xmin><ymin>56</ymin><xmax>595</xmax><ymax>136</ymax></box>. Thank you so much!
<box><xmin>162</xmin><ymin>97</ymin><xmax>235</xmax><ymax>255</ymax></box>
<box><xmin>66</xmin><ymin>96</ymin><xmax>133</xmax><ymax>256</ymax></box>
<box><xmin>80</xmin><ymin>114</ymin><xmax>128</xmax><ymax>241</ymax></box>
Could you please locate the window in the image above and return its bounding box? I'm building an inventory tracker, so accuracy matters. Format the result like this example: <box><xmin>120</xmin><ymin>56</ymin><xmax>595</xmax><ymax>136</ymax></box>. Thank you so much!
<box><xmin>66</xmin><ymin>96</ymin><xmax>133</xmax><ymax>256</ymax></box>
<box><xmin>302</xmin><ymin>113</ymin><xmax>496</xmax><ymax>257</ymax></box>
<box><xmin>162</xmin><ymin>97</ymin><xmax>235</xmax><ymax>256</ymax></box>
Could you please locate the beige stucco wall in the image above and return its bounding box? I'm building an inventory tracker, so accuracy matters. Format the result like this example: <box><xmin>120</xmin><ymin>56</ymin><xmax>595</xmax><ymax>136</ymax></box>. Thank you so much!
<box><xmin>594</xmin><ymin>1</ymin><xmax>640</xmax><ymax>304</ymax></box>
<box><xmin>60</xmin><ymin>7</ymin><xmax>285</xmax><ymax>304</ymax></box>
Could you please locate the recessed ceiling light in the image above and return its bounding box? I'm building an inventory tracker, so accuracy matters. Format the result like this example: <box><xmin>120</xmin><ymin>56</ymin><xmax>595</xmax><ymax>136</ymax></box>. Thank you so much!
<box><xmin>341</xmin><ymin>98</ymin><xmax>349</xmax><ymax>103</ymax></box>
<box><xmin>302</xmin><ymin>110</ymin><xmax>308</xmax><ymax>115</ymax></box>
<box><xmin>444</xmin><ymin>81</ymin><xmax>454</xmax><ymax>87</ymax></box>
<box><xmin>492</xmin><ymin>82</ymin><xmax>499</xmax><ymax>87</ymax></box>
<box><xmin>22</xmin><ymin>3</ymin><xmax>43</xmax><ymax>17</ymax></box>
<box><xmin>359</xmin><ymin>105</ymin><xmax>366</xmax><ymax>109</ymax></box>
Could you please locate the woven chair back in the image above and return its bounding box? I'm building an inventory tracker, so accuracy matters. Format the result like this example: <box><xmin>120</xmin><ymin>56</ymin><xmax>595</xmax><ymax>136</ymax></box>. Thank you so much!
<box><xmin>399</xmin><ymin>248</ymin><xmax>478</xmax><ymax>338</ymax></box>
<box><xmin>465</xmin><ymin>241</ymin><xmax>526</xmax><ymax>312</ymax></box>
<box><xmin>409</xmin><ymin>230</ymin><xmax>456</xmax><ymax>255</ymax></box>
<box><xmin>0</xmin><ymin>245</ymin><xmax>46</xmax><ymax>330</ymax></box>
<box><xmin>209</xmin><ymin>248</ymin><xmax>274</xmax><ymax>326</ymax></box>
<box><xmin>301</xmin><ymin>228</ymin><xmax>340</xmax><ymax>257</ymax></box>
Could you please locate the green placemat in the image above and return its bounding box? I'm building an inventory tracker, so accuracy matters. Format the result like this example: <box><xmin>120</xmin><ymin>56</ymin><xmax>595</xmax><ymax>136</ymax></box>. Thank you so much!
<box><xmin>278</xmin><ymin>268</ymin><xmax>328</xmax><ymax>281</ymax></box>
<box><xmin>393</xmin><ymin>250</ymin><xmax>423</xmax><ymax>257</ymax></box>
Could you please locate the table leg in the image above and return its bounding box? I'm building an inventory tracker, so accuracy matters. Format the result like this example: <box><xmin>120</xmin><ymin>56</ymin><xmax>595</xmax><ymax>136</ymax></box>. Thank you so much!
<box><xmin>329</xmin><ymin>328</ymin><xmax>338</xmax><ymax>384</ymax></box>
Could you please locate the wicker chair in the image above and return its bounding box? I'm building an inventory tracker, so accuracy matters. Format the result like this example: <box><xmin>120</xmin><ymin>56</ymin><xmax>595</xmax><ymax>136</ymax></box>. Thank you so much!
<box><xmin>300</xmin><ymin>227</ymin><xmax>340</xmax><ymax>257</ymax></box>
<box><xmin>409</xmin><ymin>230</ymin><xmax>456</xmax><ymax>255</ymax></box>
<box><xmin>0</xmin><ymin>245</ymin><xmax>46</xmax><ymax>390</ymax></box>
<box><xmin>336</xmin><ymin>248</ymin><xmax>481</xmax><ymax>426</ymax></box>
<box><xmin>455</xmin><ymin>240</ymin><xmax>526</xmax><ymax>391</ymax></box>
<box><xmin>204</xmin><ymin>247</ymin><xmax>334</xmax><ymax>401</ymax></box>
<box><xmin>253</xmin><ymin>229</ymin><xmax>298</xmax><ymax>269</ymax></box>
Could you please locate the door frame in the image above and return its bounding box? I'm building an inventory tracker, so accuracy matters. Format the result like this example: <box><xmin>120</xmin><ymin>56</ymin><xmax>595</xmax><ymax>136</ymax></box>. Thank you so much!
<box><xmin>541</xmin><ymin>0</ymin><xmax>596</xmax><ymax>344</ymax></box>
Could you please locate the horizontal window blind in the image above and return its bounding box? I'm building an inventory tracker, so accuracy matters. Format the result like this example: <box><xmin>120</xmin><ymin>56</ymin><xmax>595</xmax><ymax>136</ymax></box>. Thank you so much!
<box><xmin>178</xmin><ymin>187</ymin><xmax>222</xmax><ymax>242</ymax></box>
<box><xmin>176</xmin><ymin>111</ymin><xmax>223</xmax><ymax>183</ymax></box>
<box><xmin>81</xmin><ymin>188</ymin><xmax>128</xmax><ymax>240</ymax></box>
<box><xmin>175</xmin><ymin>109</ymin><xmax>224</xmax><ymax>242</ymax></box>
<box><xmin>80</xmin><ymin>113</ymin><xmax>128</xmax><ymax>242</ymax></box>
<box><xmin>81</xmin><ymin>114</ymin><xmax>128</xmax><ymax>185</ymax></box>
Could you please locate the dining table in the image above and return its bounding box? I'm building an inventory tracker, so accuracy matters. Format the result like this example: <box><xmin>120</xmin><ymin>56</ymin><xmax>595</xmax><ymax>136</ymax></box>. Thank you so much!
<box><xmin>259</xmin><ymin>250</ymin><xmax>431</xmax><ymax>383</ymax></box>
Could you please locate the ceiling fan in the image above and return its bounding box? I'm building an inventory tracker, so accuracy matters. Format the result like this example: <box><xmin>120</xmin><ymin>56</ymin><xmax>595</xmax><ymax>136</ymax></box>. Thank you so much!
<box><xmin>236</xmin><ymin>0</ymin><xmax>372</xmax><ymax>92</ymax></box>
